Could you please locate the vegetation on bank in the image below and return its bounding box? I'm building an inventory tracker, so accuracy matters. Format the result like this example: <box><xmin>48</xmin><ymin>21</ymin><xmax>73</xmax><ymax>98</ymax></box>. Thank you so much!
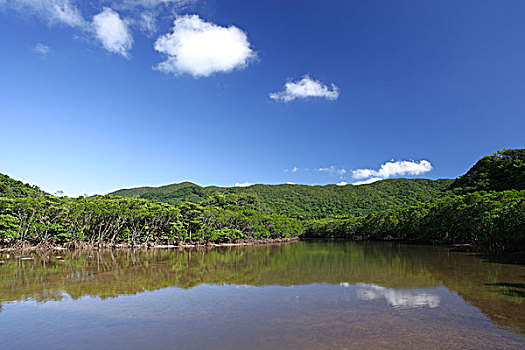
<box><xmin>0</xmin><ymin>148</ymin><xmax>524</xmax><ymax>253</ymax></box>
<box><xmin>303</xmin><ymin>190</ymin><xmax>525</xmax><ymax>253</ymax></box>
<box><xmin>0</xmin><ymin>193</ymin><xmax>302</xmax><ymax>246</ymax></box>
<box><xmin>304</xmin><ymin>149</ymin><xmax>525</xmax><ymax>252</ymax></box>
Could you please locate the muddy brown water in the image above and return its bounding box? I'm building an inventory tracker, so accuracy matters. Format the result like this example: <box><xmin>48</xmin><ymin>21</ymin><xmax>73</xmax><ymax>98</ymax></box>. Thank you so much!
<box><xmin>1</xmin><ymin>241</ymin><xmax>524</xmax><ymax>349</ymax></box>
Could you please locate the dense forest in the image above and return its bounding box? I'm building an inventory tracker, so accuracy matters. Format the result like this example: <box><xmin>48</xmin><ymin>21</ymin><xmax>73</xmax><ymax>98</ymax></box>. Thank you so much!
<box><xmin>0</xmin><ymin>149</ymin><xmax>524</xmax><ymax>253</ymax></box>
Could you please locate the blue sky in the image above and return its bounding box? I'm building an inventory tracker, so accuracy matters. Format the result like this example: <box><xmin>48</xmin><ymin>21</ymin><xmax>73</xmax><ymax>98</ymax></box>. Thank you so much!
<box><xmin>1</xmin><ymin>0</ymin><xmax>524</xmax><ymax>196</ymax></box>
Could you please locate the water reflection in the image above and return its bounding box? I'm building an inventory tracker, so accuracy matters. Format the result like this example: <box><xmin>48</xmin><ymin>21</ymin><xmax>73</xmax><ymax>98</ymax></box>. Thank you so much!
<box><xmin>1</xmin><ymin>241</ymin><xmax>525</xmax><ymax>336</ymax></box>
<box><xmin>353</xmin><ymin>283</ymin><xmax>440</xmax><ymax>308</ymax></box>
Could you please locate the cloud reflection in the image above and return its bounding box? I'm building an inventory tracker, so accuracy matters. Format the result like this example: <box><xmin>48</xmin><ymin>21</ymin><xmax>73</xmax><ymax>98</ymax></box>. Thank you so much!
<box><xmin>343</xmin><ymin>283</ymin><xmax>440</xmax><ymax>309</ymax></box>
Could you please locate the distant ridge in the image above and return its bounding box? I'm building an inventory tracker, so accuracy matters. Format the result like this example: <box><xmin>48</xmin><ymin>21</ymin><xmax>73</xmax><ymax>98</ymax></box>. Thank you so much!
<box><xmin>110</xmin><ymin>178</ymin><xmax>453</xmax><ymax>218</ymax></box>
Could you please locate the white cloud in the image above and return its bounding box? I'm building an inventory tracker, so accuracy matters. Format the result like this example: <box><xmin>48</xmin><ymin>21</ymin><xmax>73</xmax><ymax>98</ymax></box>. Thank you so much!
<box><xmin>336</xmin><ymin>181</ymin><xmax>348</xmax><ymax>186</ymax></box>
<box><xmin>1</xmin><ymin>2</ymin><xmax>136</xmax><ymax>58</ymax></box>
<box><xmin>352</xmin><ymin>177</ymin><xmax>382</xmax><ymax>186</ymax></box>
<box><xmin>351</xmin><ymin>168</ymin><xmax>375</xmax><ymax>180</ymax></box>
<box><xmin>93</xmin><ymin>8</ymin><xmax>134</xmax><ymax>58</ymax></box>
<box><xmin>286</xmin><ymin>182</ymin><xmax>296</xmax><ymax>185</ymax></box>
<box><xmin>0</xmin><ymin>0</ymin><xmax>86</xmax><ymax>28</ymax></box>
<box><xmin>316</xmin><ymin>166</ymin><xmax>347</xmax><ymax>178</ymax></box>
<box><xmin>34</xmin><ymin>43</ymin><xmax>51</xmax><ymax>55</ymax></box>
<box><xmin>137</xmin><ymin>12</ymin><xmax>157</xmax><ymax>35</ymax></box>
<box><xmin>352</xmin><ymin>160</ymin><xmax>433</xmax><ymax>180</ymax></box>
<box><xmin>284</xmin><ymin>166</ymin><xmax>298</xmax><ymax>173</ymax></box>
<box><xmin>153</xmin><ymin>15</ymin><xmax>256</xmax><ymax>77</ymax></box>
<box><xmin>116</xmin><ymin>0</ymin><xmax>192</xmax><ymax>10</ymax></box>
<box><xmin>235</xmin><ymin>182</ymin><xmax>252</xmax><ymax>187</ymax></box>
<box><xmin>269</xmin><ymin>75</ymin><xmax>339</xmax><ymax>102</ymax></box>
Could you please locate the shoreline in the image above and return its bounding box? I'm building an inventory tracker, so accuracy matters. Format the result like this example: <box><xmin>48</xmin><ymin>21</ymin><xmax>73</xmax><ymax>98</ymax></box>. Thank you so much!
<box><xmin>0</xmin><ymin>236</ymin><xmax>300</xmax><ymax>253</ymax></box>
<box><xmin>2</xmin><ymin>237</ymin><xmax>523</xmax><ymax>262</ymax></box>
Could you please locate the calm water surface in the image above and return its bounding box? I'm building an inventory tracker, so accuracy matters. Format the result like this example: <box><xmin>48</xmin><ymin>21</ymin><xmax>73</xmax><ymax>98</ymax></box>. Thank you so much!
<box><xmin>1</xmin><ymin>241</ymin><xmax>525</xmax><ymax>349</ymax></box>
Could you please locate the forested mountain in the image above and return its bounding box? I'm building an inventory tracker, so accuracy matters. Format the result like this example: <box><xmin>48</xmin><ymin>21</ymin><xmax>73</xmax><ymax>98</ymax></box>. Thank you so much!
<box><xmin>0</xmin><ymin>149</ymin><xmax>524</xmax><ymax>253</ymax></box>
<box><xmin>450</xmin><ymin>149</ymin><xmax>525</xmax><ymax>193</ymax></box>
<box><xmin>111</xmin><ymin>179</ymin><xmax>453</xmax><ymax>218</ymax></box>
<box><xmin>0</xmin><ymin>174</ymin><xmax>45</xmax><ymax>198</ymax></box>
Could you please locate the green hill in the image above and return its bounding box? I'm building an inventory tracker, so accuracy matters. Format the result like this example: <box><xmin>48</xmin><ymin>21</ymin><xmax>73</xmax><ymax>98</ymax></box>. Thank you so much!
<box><xmin>449</xmin><ymin>149</ymin><xmax>525</xmax><ymax>193</ymax></box>
<box><xmin>0</xmin><ymin>173</ymin><xmax>45</xmax><ymax>198</ymax></box>
<box><xmin>111</xmin><ymin>178</ymin><xmax>453</xmax><ymax>218</ymax></box>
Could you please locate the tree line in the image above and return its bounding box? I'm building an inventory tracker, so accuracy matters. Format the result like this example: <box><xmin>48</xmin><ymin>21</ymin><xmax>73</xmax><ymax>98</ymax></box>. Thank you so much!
<box><xmin>0</xmin><ymin>194</ymin><xmax>303</xmax><ymax>246</ymax></box>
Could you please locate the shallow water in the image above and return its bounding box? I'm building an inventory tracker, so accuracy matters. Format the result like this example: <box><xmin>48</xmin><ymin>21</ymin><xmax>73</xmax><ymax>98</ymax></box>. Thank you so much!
<box><xmin>1</xmin><ymin>241</ymin><xmax>525</xmax><ymax>349</ymax></box>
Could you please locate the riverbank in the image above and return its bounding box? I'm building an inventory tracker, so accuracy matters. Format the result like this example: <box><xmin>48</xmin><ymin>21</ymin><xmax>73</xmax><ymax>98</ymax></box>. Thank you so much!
<box><xmin>0</xmin><ymin>236</ymin><xmax>300</xmax><ymax>253</ymax></box>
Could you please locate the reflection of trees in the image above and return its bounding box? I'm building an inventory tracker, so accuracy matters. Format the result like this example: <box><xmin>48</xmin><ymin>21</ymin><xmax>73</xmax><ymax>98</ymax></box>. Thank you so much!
<box><xmin>0</xmin><ymin>242</ymin><xmax>524</xmax><ymax>333</ymax></box>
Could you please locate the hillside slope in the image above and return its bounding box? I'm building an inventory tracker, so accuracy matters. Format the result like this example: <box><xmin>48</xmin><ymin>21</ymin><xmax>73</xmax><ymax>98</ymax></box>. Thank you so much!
<box><xmin>0</xmin><ymin>174</ymin><xmax>45</xmax><ymax>198</ymax></box>
<box><xmin>450</xmin><ymin>149</ymin><xmax>525</xmax><ymax>193</ymax></box>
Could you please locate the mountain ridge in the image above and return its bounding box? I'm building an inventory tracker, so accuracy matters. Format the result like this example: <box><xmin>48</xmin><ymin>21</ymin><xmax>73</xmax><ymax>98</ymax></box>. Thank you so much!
<box><xmin>110</xmin><ymin>178</ymin><xmax>454</xmax><ymax>218</ymax></box>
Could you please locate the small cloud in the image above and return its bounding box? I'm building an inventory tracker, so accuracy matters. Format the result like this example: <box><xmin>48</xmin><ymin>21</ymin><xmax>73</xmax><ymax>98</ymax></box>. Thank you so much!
<box><xmin>352</xmin><ymin>177</ymin><xmax>382</xmax><ymax>185</ymax></box>
<box><xmin>352</xmin><ymin>160</ymin><xmax>433</xmax><ymax>180</ymax></box>
<box><xmin>93</xmin><ymin>8</ymin><xmax>134</xmax><ymax>58</ymax></box>
<box><xmin>235</xmin><ymin>182</ymin><xmax>252</xmax><ymax>187</ymax></box>
<box><xmin>269</xmin><ymin>75</ymin><xmax>339</xmax><ymax>102</ymax></box>
<box><xmin>286</xmin><ymin>182</ymin><xmax>296</xmax><ymax>185</ymax></box>
<box><xmin>316</xmin><ymin>166</ymin><xmax>347</xmax><ymax>179</ymax></box>
<box><xmin>336</xmin><ymin>181</ymin><xmax>348</xmax><ymax>186</ymax></box>
<box><xmin>154</xmin><ymin>14</ymin><xmax>256</xmax><ymax>77</ymax></box>
<box><xmin>34</xmin><ymin>43</ymin><xmax>51</xmax><ymax>56</ymax></box>
<box><xmin>284</xmin><ymin>166</ymin><xmax>298</xmax><ymax>173</ymax></box>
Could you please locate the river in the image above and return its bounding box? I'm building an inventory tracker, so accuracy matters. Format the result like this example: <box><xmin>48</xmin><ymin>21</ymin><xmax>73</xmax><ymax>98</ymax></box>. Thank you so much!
<box><xmin>1</xmin><ymin>241</ymin><xmax>524</xmax><ymax>349</ymax></box>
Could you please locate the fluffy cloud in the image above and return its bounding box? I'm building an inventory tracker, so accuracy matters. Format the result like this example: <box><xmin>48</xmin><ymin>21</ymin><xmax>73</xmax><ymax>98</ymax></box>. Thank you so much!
<box><xmin>34</xmin><ymin>43</ymin><xmax>51</xmax><ymax>55</ymax></box>
<box><xmin>235</xmin><ymin>182</ymin><xmax>252</xmax><ymax>187</ymax></box>
<box><xmin>0</xmin><ymin>0</ymin><xmax>86</xmax><ymax>28</ymax></box>
<box><xmin>336</xmin><ymin>181</ymin><xmax>348</xmax><ymax>186</ymax></box>
<box><xmin>154</xmin><ymin>15</ymin><xmax>256</xmax><ymax>77</ymax></box>
<box><xmin>352</xmin><ymin>160</ymin><xmax>433</xmax><ymax>180</ymax></box>
<box><xmin>269</xmin><ymin>75</ymin><xmax>339</xmax><ymax>102</ymax></box>
<box><xmin>93</xmin><ymin>8</ymin><xmax>134</xmax><ymax>58</ymax></box>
